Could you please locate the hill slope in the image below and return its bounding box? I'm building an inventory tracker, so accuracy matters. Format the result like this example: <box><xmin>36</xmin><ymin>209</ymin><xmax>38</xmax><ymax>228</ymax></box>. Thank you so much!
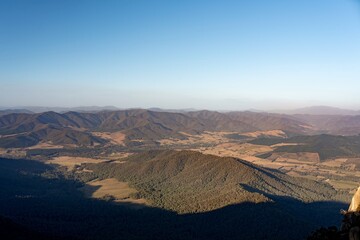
<box><xmin>6</xmin><ymin>109</ymin><xmax>360</xmax><ymax>149</ymax></box>
<box><xmin>293</xmin><ymin>114</ymin><xmax>360</xmax><ymax>135</ymax></box>
<box><xmin>0</xmin><ymin>110</ymin><xmax>312</xmax><ymax>148</ymax></box>
<box><xmin>86</xmin><ymin>150</ymin><xmax>338</xmax><ymax>213</ymax></box>
<box><xmin>226</xmin><ymin>111</ymin><xmax>311</xmax><ymax>136</ymax></box>
<box><xmin>0</xmin><ymin>156</ymin><xmax>346</xmax><ymax>240</ymax></box>
<box><xmin>0</xmin><ymin>109</ymin><xmax>33</xmax><ymax>116</ymax></box>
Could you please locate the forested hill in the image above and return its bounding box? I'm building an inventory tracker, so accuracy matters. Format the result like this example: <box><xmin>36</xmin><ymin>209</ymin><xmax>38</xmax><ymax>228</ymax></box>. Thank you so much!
<box><xmin>85</xmin><ymin>150</ymin><xmax>341</xmax><ymax>213</ymax></box>
<box><xmin>0</xmin><ymin>110</ymin><xmax>312</xmax><ymax>148</ymax></box>
<box><xmin>0</xmin><ymin>154</ymin><xmax>348</xmax><ymax>240</ymax></box>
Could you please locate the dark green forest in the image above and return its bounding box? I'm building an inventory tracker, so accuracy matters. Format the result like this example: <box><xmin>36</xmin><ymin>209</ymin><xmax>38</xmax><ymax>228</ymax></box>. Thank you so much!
<box><xmin>251</xmin><ymin>134</ymin><xmax>360</xmax><ymax>160</ymax></box>
<box><xmin>0</xmin><ymin>156</ymin><xmax>348</xmax><ymax>240</ymax></box>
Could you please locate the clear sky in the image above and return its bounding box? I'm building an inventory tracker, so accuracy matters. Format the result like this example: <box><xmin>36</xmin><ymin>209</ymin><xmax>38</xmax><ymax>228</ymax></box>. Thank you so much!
<box><xmin>0</xmin><ymin>0</ymin><xmax>359</xmax><ymax>110</ymax></box>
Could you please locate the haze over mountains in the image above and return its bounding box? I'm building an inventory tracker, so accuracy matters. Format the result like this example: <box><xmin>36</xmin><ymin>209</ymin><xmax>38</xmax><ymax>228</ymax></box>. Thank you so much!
<box><xmin>0</xmin><ymin>109</ymin><xmax>33</xmax><ymax>116</ymax></box>
<box><xmin>273</xmin><ymin>106</ymin><xmax>360</xmax><ymax>116</ymax></box>
<box><xmin>0</xmin><ymin>106</ymin><xmax>120</xmax><ymax>114</ymax></box>
<box><xmin>1</xmin><ymin>105</ymin><xmax>360</xmax><ymax>115</ymax></box>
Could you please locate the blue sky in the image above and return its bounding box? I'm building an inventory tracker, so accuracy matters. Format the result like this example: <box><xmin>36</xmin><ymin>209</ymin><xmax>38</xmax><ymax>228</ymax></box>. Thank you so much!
<box><xmin>0</xmin><ymin>0</ymin><xmax>359</xmax><ymax>110</ymax></box>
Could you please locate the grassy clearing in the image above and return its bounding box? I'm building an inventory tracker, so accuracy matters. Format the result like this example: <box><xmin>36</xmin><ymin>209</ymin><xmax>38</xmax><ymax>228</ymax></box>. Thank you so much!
<box><xmin>80</xmin><ymin>178</ymin><xmax>147</xmax><ymax>205</ymax></box>
<box><xmin>27</xmin><ymin>141</ymin><xmax>65</xmax><ymax>149</ymax></box>
<box><xmin>47</xmin><ymin>156</ymin><xmax>107</xmax><ymax>170</ymax></box>
<box><xmin>92</xmin><ymin>131</ymin><xmax>126</xmax><ymax>146</ymax></box>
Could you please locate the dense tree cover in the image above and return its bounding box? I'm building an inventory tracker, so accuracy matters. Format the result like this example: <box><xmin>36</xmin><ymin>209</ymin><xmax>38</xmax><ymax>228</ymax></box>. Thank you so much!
<box><xmin>0</xmin><ymin>110</ymin><xmax>313</xmax><ymax>148</ymax></box>
<box><xmin>85</xmin><ymin>150</ymin><xmax>348</xmax><ymax>214</ymax></box>
<box><xmin>0</xmin><ymin>151</ymin><xmax>345</xmax><ymax>240</ymax></box>
<box><xmin>251</xmin><ymin>134</ymin><xmax>360</xmax><ymax>160</ymax></box>
<box><xmin>0</xmin><ymin>156</ymin><xmax>349</xmax><ymax>240</ymax></box>
<box><xmin>224</xmin><ymin>133</ymin><xmax>251</xmax><ymax>140</ymax></box>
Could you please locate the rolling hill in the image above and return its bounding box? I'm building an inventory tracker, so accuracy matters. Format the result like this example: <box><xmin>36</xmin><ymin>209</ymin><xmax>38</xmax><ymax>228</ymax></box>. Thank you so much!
<box><xmin>86</xmin><ymin>150</ymin><xmax>340</xmax><ymax>213</ymax></box>
<box><xmin>275</xmin><ymin>106</ymin><xmax>360</xmax><ymax>116</ymax></box>
<box><xmin>0</xmin><ymin>110</ymin><xmax>313</xmax><ymax>148</ymax></box>
<box><xmin>3</xmin><ymin>109</ymin><xmax>360</xmax><ymax>149</ymax></box>
<box><xmin>0</xmin><ymin>106</ymin><xmax>120</xmax><ymax>113</ymax></box>
<box><xmin>0</xmin><ymin>109</ymin><xmax>33</xmax><ymax>116</ymax></box>
<box><xmin>293</xmin><ymin>114</ymin><xmax>360</xmax><ymax>135</ymax></box>
<box><xmin>226</xmin><ymin>111</ymin><xmax>311</xmax><ymax>135</ymax></box>
<box><xmin>0</xmin><ymin>111</ymin><xmax>107</xmax><ymax>148</ymax></box>
<box><xmin>0</xmin><ymin>155</ymin><xmax>347</xmax><ymax>240</ymax></box>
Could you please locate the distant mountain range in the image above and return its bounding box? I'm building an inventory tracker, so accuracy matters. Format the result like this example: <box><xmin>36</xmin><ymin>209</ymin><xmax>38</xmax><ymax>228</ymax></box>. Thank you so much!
<box><xmin>0</xmin><ymin>110</ymin><xmax>311</xmax><ymax>148</ymax></box>
<box><xmin>293</xmin><ymin>114</ymin><xmax>360</xmax><ymax>135</ymax></box>
<box><xmin>0</xmin><ymin>106</ymin><xmax>120</xmax><ymax>113</ymax></box>
<box><xmin>1</xmin><ymin>108</ymin><xmax>360</xmax><ymax>148</ymax></box>
<box><xmin>272</xmin><ymin>106</ymin><xmax>360</xmax><ymax>116</ymax></box>
<box><xmin>1</xmin><ymin>105</ymin><xmax>359</xmax><ymax>115</ymax></box>
<box><xmin>0</xmin><ymin>109</ymin><xmax>33</xmax><ymax>116</ymax></box>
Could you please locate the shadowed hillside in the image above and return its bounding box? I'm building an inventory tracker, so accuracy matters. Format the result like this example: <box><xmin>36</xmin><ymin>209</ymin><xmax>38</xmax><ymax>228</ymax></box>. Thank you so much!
<box><xmin>85</xmin><ymin>150</ymin><xmax>342</xmax><ymax>213</ymax></box>
<box><xmin>0</xmin><ymin>156</ymin><xmax>348</xmax><ymax>240</ymax></box>
<box><xmin>0</xmin><ymin>215</ymin><xmax>58</xmax><ymax>240</ymax></box>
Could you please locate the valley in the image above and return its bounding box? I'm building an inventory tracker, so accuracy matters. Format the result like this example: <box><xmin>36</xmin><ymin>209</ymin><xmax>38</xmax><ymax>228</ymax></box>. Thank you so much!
<box><xmin>1</xmin><ymin>109</ymin><xmax>360</xmax><ymax>239</ymax></box>
<box><xmin>3</xmin><ymin>0</ymin><xmax>358</xmax><ymax>238</ymax></box>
